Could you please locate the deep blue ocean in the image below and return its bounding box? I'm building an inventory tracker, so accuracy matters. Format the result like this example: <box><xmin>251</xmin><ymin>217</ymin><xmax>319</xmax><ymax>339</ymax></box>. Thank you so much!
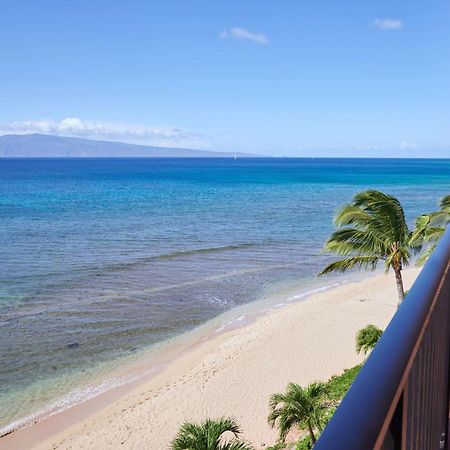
<box><xmin>1</xmin><ymin>157</ymin><xmax>449</xmax><ymax>433</ymax></box>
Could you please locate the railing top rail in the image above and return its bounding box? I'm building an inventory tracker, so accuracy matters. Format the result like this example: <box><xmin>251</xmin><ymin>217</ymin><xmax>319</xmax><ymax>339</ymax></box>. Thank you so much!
<box><xmin>315</xmin><ymin>227</ymin><xmax>450</xmax><ymax>450</ymax></box>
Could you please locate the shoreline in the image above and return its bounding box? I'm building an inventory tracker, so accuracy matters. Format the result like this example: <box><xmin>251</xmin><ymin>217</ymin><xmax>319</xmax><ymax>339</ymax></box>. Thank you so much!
<box><xmin>1</xmin><ymin>268</ymin><xmax>420</xmax><ymax>449</ymax></box>
<box><xmin>0</xmin><ymin>273</ymin><xmax>352</xmax><ymax>442</ymax></box>
<box><xmin>0</xmin><ymin>275</ymin><xmax>352</xmax><ymax>438</ymax></box>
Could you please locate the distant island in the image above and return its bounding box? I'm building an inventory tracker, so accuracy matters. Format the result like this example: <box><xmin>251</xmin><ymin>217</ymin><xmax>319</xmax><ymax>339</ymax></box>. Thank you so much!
<box><xmin>0</xmin><ymin>134</ymin><xmax>257</xmax><ymax>158</ymax></box>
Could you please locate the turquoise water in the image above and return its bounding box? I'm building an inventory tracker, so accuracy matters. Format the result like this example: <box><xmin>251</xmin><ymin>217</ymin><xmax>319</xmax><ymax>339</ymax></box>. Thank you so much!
<box><xmin>1</xmin><ymin>157</ymin><xmax>449</xmax><ymax>433</ymax></box>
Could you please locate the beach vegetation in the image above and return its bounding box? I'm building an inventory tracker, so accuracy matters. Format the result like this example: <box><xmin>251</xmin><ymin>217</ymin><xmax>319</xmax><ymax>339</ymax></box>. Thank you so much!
<box><xmin>355</xmin><ymin>324</ymin><xmax>383</xmax><ymax>355</ymax></box>
<box><xmin>325</xmin><ymin>364</ymin><xmax>361</xmax><ymax>400</ymax></box>
<box><xmin>266</xmin><ymin>443</ymin><xmax>288</xmax><ymax>450</ymax></box>
<box><xmin>268</xmin><ymin>365</ymin><xmax>361</xmax><ymax>448</ymax></box>
<box><xmin>411</xmin><ymin>194</ymin><xmax>450</xmax><ymax>265</ymax></box>
<box><xmin>171</xmin><ymin>417</ymin><xmax>253</xmax><ymax>450</ymax></box>
<box><xmin>319</xmin><ymin>190</ymin><xmax>417</xmax><ymax>305</ymax></box>
<box><xmin>268</xmin><ymin>382</ymin><xmax>327</xmax><ymax>445</ymax></box>
<box><xmin>295</xmin><ymin>435</ymin><xmax>314</xmax><ymax>450</ymax></box>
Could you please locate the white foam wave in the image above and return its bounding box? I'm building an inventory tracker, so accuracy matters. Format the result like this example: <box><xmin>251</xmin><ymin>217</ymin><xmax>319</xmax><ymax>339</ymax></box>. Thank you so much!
<box><xmin>0</xmin><ymin>364</ymin><xmax>162</xmax><ymax>437</ymax></box>
<box><xmin>285</xmin><ymin>281</ymin><xmax>346</xmax><ymax>303</ymax></box>
<box><xmin>209</xmin><ymin>296</ymin><xmax>229</xmax><ymax>305</ymax></box>
<box><xmin>215</xmin><ymin>314</ymin><xmax>247</xmax><ymax>333</ymax></box>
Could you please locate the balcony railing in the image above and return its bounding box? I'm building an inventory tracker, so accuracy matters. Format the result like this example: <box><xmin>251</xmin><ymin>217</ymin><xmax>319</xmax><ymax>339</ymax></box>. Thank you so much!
<box><xmin>315</xmin><ymin>228</ymin><xmax>450</xmax><ymax>450</ymax></box>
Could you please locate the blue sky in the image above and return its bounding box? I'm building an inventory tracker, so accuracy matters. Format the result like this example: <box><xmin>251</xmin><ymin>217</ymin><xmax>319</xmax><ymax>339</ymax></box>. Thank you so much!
<box><xmin>1</xmin><ymin>0</ymin><xmax>449</xmax><ymax>156</ymax></box>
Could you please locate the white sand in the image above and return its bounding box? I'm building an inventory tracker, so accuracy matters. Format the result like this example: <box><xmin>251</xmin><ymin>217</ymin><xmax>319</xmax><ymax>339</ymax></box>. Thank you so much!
<box><xmin>2</xmin><ymin>268</ymin><xmax>420</xmax><ymax>450</ymax></box>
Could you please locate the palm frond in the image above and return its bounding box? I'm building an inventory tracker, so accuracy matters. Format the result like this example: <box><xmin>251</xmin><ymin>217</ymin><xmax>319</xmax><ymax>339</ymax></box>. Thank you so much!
<box><xmin>350</xmin><ymin>190</ymin><xmax>409</xmax><ymax>243</ymax></box>
<box><xmin>171</xmin><ymin>418</ymin><xmax>246</xmax><ymax>450</ymax></box>
<box><xmin>222</xmin><ymin>442</ymin><xmax>254</xmax><ymax>450</ymax></box>
<box><xmin>334</xmin><ymin>205</ymin><xmax>371</xmax><ymax>227</ymax></box>
<box><xmin>412</xmin><ymin>194</ymin><xmax>450</xmax><ymax>265</ymax></box>
<box><xmin>428</xmin><ymin>211</ymin><xmax>450</xmax><ymax>228</ymax></box>
<box><xmin>268</xmin><ymin>381</ymin><xmax>327</xmax><ymax>443</ymax></box>
<box><xmin>440</xmin><ymin>194</ymin><xmax>450</xmax><ymax>210</ymax></box>
<box><xmin>324</xmin><ymin>228</ymin><xmax>388</xmax><ymax>256</ymax></box>
<box><xmin>319</xmin><ymin>256</ymin><xmax>380</xmax><ymax>275</ymax></box>
<box><xmin>384</xmin><ymin>246</ymin><xmax>411</xmax><ymax>271</ymax></box>
<box><xmin>416</xmin><ymin>245</ymin><xmax>437</xmax><ymax>266</ymax></box>
<box><xmin>409</xmin><ymin>214</ymin><xmax>431</xmax><ymax>246</ymax></box>
<box><xmin>171</xmin><ymin>421</ymin><xmax>204</xmax><ymax>450</ymax></box>
<box><xmin>355</xmin><ymin>324</ymin><xmax>383</xmax><ymax>354</ymax></box>
<box><xmin>320</xmin><ymin>190</ymin><xmax>412</xmax><ymax>302</ymax></box>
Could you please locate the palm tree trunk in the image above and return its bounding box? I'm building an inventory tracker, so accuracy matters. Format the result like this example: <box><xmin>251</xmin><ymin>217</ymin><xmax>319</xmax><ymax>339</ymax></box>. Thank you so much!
<box><xmin>394</xmin><ymin>268</ymin><xmax>405</xmax><ymax>306</ymax></box>
<box><xmin>307</xmin><ymin>420</ymin><xmax>316</xmax><ymax>444</ymax></box>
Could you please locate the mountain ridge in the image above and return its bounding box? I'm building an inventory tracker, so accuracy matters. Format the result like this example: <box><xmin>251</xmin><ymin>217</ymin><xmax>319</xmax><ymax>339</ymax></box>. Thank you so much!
<box><xmin>0</xmin><ymin>134</ymin><xmax>257</xmax><ymax>158</ymax></box>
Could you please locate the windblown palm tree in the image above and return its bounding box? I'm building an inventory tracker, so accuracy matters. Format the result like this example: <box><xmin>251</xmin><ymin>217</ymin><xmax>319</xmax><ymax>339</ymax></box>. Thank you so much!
<box><xmin>355</xmin><ymin>324</ymin><xmax>383</xmax><ymax>355</ymax></box>
<box><xmin>268</xmin><ymin>382</ymin><xmax>327</xmax><ymax>445</ymax></box>
<box><xmin>171</xmin><ymin>417</ymin><xmax>253</xmax><ymax>450</ymax></box>
<box><xmin>319</xmin><ymin>190</ymin><xmax>415</xmax><ymax>305</ymax></box>
<box><xmin>411</xmin><ymin>195</ymin><xmax>450</xmax><ymax>265</ymax></box>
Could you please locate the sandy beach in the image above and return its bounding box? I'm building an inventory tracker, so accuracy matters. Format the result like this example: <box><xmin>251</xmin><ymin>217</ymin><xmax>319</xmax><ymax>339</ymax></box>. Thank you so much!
<box><xmin>2</xmin><ymin>268</ymin><xmax>420</xmax><ymax>450</ymax></box>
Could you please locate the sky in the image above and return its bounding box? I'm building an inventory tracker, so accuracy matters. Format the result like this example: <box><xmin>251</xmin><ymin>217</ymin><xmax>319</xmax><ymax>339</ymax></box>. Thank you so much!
<box><xmin>0</xmin><ymin>0</ymin><xmax>449</xmax><ymax>156</ymax></box>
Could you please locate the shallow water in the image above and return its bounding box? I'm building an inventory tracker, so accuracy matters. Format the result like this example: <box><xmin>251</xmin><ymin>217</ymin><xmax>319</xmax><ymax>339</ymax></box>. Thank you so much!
<box><xmin>1</xmin><ymin>157</ymin><xmax>449</xmax><ymax>432</ymax></box>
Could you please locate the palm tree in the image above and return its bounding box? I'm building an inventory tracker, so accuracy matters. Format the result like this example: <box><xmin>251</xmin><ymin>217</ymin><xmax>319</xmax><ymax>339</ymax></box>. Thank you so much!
<box><xmin>319</xmin><ymin>190</ymin><xmax>415</xmax><ymax>305</ymax></box>
<box><xmin>268</xmin><ymin>382</ymin><xmax>327</xmax><ymax>445</ymax></box>
<box><xmin>355</xmin><ymin>324</ymin><xmax>383</xmax><ymax>355</ymax></box>
<box><xmin>411</xmin><ymin>195</ymin><xmax>450</xmax><ymax>265</ymax></box>
<box><xmin>171</xmin><ymin>417</ymin><xmax>253</xmax><ymax>450</ymax></box>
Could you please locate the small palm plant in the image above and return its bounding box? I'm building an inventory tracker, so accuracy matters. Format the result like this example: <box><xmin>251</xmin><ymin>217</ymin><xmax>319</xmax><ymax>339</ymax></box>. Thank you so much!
<box><xmin>411</xmin><ymin>195</ymin><xmax>450</xmax><ymax>265</ymax></box>
<box><xmin>171</xmin><ymin>417</ymin><xmax>253</xmax><ymax>450</ymax></box>
<box><xmin>319</xmin><ymin>190</ymin><xmax>416</xmax><ymax>305</ymax></box>
<box><xmin>268</xmin><ymin>382</ymin><xmax>327</xmax><ymax>445</ymax></box>
<box><xmin>355</xmin><ymin>324</ymin><xmax>383</xmax><ymax>355</ymax></box>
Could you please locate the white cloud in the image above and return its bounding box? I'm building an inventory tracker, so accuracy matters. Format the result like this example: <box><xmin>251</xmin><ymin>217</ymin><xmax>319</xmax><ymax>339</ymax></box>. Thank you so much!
<box><xmin>399</xmin><ymin>140</ymin><xmax>418</xmax><ymax>149</ymax></box>
<box><xmin>373</xmin><ymin>19</ymin><xmax>403</xmax><ymax>31</ymax></box>
<box><xmin>220</xmin><ymin>27</ymin><xmax>268</xmax><ymax>45</ymax></box>
<box><xmin>356</xmin><ymin>141</ymin><xmax>420</xmax><ymax>152</ymax></box>
<box><xmin>0</xmin><ymin>118</ymin><xmax>209</xmax><ymax>148</ymax></box>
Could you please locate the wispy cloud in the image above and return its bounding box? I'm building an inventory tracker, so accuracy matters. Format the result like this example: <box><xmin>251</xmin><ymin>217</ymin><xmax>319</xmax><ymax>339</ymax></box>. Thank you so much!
<box><xmin>0</xmin><ymin>118</ymin><xmax>209</xmax><ymax>148</ymax></box>
<box><xmin>356</xmin><ymin>141</ymin><xmax>420</xmax><ymax>152</ymax></box>
<box><xmin>399</xmin><ymin>140</ymin><xmax>418</xmax><ymax>149</ymax></box>
<box><xmin>220</xmin><ymin>27</ymin><xmax>268</xmax><ymax>45</ymax></box>
<box><xmin>373</xmin><ymin>19</ymin><xmax>403</xmax><ymax>31</ymax></box>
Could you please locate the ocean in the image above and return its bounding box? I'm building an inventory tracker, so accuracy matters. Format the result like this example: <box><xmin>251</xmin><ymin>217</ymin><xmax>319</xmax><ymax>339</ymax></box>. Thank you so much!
<box><xmin>1</xmin><ymin>157</ymin><xmax>449</xmax><ymax>434</ymax></box>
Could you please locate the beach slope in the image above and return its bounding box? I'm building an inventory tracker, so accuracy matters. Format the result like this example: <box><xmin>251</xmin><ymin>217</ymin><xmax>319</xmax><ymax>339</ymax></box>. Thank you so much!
<box><xmin>3</xmin><ymin>269</ymin><xmax>420</xmax><ymax>450</ymax></box>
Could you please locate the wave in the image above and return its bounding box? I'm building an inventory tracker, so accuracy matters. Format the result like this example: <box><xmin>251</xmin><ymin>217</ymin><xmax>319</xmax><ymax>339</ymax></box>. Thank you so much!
<box><xmin>1</xmin><ymin>261</ymin><xmax>300</xmax><ymax>323</ymax></box>
<box><xmin>0</xmin><ymin>363</ymin><xmax>163</xmax><ymax>438</ymax></box>
<box><xmin>285</xmin><ymin>281</ymin><xmax>345</xmax><ymax>302</ymax></box>
<box><xmin>100</xmin><ymin>243</ymin><xmax>257</xmax><ymax>272</ymax></box>
<box><xmin>215</xmin><ymin>280</ymin><xmax>348</xmax><ymax>333</ymax></box>
<box><xmin>214</xmin><ymin>314</ymin><xmax>248</xmax><ymax>332</ymax></box>
<box><xmin>6</xmin><ymin>243</ymin><xmax>258</xmax><ymax>285</ymax></box>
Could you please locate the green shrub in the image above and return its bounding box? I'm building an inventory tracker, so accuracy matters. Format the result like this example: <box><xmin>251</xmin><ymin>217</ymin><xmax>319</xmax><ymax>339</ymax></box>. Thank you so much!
<box><xmin>325</xmin><ymin>364</ymin><xmax>361</xmax><ymax>401</ymax></box>
<box><xmin>296</xmin><ymin>435</ymin><xmax>313</xmax><ymax>450</ymax></box>
<box><xmin>355</xmin><ymin>324</ymin><xmax>383</xmax><ymax>355</ymax></box>
<box><xmin>266</xmin><ymin>444</ymin><xmax>285</xmax><ymax>450</ymax></box>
